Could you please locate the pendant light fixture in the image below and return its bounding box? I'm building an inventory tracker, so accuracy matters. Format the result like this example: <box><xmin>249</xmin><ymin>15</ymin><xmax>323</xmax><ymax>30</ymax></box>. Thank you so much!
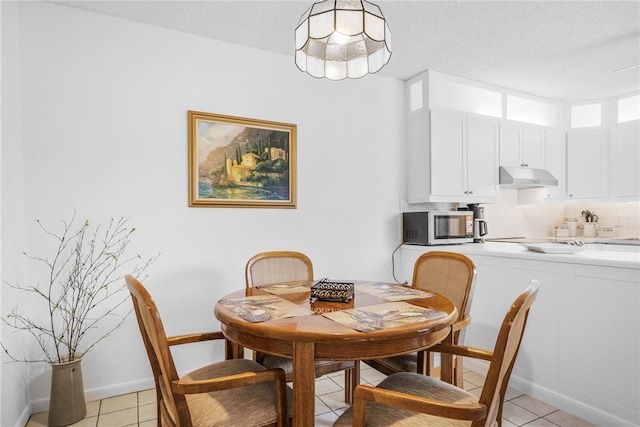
<box><xmin>295</xmin><ymin>0</ymin><xmax>392</xmax><ymax>81</ymax></box>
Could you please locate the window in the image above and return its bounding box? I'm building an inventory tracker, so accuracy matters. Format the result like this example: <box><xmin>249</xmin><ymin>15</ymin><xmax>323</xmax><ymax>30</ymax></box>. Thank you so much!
<box><xmin>430</xmin><ymin>78</ymin><xmax>502</xmax><ymax>117</ymax></box>
<box><xmin>571</xmin><ymin>103</ymin><xmax>601</xmax><ymax>128</ymax></box>
<box><xmin>507</xmin><ymin>95</ymin><xmax>558</xmax><ymax>127</ymax></box>
<box><xmin>618</xmin><ymin>94</ymin><xmax>639</xmax><ymax>123</ymax></box>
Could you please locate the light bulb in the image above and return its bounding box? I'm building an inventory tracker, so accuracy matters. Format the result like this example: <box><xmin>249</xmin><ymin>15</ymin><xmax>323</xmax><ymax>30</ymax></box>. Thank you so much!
<box><xmin>331</xmin><ymin>31</ymin><xmax>350</xmax><ymax>45</ymax></box>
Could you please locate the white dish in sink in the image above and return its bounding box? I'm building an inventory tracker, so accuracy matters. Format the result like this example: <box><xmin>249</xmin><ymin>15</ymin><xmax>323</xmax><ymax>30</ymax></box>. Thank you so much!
<box><xmin>520</xmin><ymin>243</ymin><xmax>586</xmax><ymax>254</ymax></box>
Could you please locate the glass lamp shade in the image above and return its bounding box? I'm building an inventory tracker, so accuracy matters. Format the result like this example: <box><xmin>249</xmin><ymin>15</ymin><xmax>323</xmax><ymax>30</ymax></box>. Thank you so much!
<box><xmin>295</xmin><ymin>0</ymin><xmax>392</xmax><ymax>80</ymax></box>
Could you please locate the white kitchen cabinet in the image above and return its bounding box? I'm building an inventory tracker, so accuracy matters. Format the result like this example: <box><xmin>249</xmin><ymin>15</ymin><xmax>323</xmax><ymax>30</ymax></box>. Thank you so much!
<box><xmin>610</xmin><ymin>120</ymin><xmax>639</xmax><ymax>199</ymax></box>
<box><xmin>499</xmin><ymin>121</ymin><xmax>546</xmax><ymax>169</ymax></box>
<box><xmin>466</xmin><ymin>254</ymin><xmax>639</xmax><ymax>427</ymax></box>
<box><xmin>466</xmin><ymin>115</ymin><xmax>500</xmax><ymax>199</ymax></box>
<box><xmin>407</xmin><ymin>108</ymin><xmax>498</xmax><ymax>204</ymax></box>
<box><xmin>566</xmin><ymin>129</ymin><xmax>609</xmax><ymax>200</ymax></box>
<box><xmin>543</xmin><ymin>128</ymin><xmax>566</xmax><ymax>200</ymax></box>
<box><xmin>397</xmin><ymin>244</ymin><xmax>639</xmax><ymax>427</ymax></box>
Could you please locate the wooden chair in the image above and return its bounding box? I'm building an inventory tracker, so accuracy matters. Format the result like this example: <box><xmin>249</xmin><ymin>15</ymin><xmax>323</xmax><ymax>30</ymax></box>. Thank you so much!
<box><xmin>365</xmin><ymin>251</ymin><xmax>476</xmax><ymax>386</ymax></box>
<box><xmin>335</xmin><ymin>279</ymin><xmax>540</xmax><ymax>427</ymax></box>
<box><xmin>245</xmin><ymin>251</ymin><xmax>360</xmax><ymax>403</ymax></box>
<box><xmin>125</xmin><ymin>275</ymin><xmax>292</xmax><ymax>427</ymax></box>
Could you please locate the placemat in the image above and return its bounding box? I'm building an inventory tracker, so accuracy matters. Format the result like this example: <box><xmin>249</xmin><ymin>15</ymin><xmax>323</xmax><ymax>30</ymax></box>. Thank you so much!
<box><xmin>218</xmin><ymin>295</ymin><xmax>313</xmax><ymax>322</ymax></box>
<box><xmin>357</xmin><ymin>282</ymin><xmax>434</xmax><ymax>301</ymax></box>
<box><xmin>322</xmin><ymin>301</ymin><xmax>446</xmax><ymax>332</ymax></box>
<box><xmin>257</xmin><ymin>282</ymin><xmax>311</xmax><ymax>295</ymax></box>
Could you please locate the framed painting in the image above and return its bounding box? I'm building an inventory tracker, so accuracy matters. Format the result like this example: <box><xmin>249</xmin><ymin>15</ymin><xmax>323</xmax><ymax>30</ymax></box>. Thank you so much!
<box><xmin>188</xmin><ymin>111</ymin><xmax>297</xmax><ymax>208</ymax></box>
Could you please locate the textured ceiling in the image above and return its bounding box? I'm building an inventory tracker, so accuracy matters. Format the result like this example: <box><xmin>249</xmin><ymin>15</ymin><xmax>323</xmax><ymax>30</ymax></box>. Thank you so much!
<box><xmin>49</xmin><ymin>1</ymin><xmax>640</xmax><ymax>102</ymax></box>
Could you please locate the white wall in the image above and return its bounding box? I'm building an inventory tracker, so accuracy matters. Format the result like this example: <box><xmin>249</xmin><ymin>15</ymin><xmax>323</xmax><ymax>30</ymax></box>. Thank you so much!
<box><xmin>2</xmin><ymin>2</ymin><xmax>30</xmax><ymax>425</ymax></box>
<box><xmin>1</xmin><ymin>2</ymin><xmax>406</xmax><ymax>424</ymax></box>
<box><xmin>485</xmin><ymin>190</ymin><xmax>640</xmax><ymax>239</ymax></box>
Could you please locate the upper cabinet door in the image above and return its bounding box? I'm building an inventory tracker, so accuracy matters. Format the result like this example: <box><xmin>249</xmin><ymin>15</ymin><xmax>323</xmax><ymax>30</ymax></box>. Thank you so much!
<box><xmin>544</xmin><ymin>129</ymin><xmax>565</xmax><ymax>200</ymax></box>
<box><xmin>467</xmin><ymin>115</ymin><xmax>499</xmax><ymax>198</ymax></box>
<box><xmin>522</xmin><ymin>126</ymin><xmax>545</xmax><ymax>169</ymax></box>
<box><xmin>610</xmin><ymin>121</ymin><xmax>640</xmax><ymax>199</ymax></box>
<box><xmin>499</xmin><ymin>122</ymin><xmax>522</xmax><ymax>167</ymax></box>
<box><xmin>499</xmin><ymin>121</ymin><xmax>545</xmax><ymax>169</ymax></box>
<box><xmin>429</xmin><ymin>109</ymin><xmax>498</xmax><ymax>202</ymax></box>
<box><xmin>566</xmin><ymin>129</ymin><xmax>609</xmax><ymax>199</ymax></box>
<box><xmin>430</xmin><ymin>109</ymin><xmax>466</xmax><ymax>198</ymax></box>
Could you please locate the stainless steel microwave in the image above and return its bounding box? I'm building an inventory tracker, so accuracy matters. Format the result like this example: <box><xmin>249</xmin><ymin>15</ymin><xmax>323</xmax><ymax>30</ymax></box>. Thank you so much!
<box><xmin>402</xmin><ymin>211</ymin><xmax>473</xmax><ymax>245</ymax></box>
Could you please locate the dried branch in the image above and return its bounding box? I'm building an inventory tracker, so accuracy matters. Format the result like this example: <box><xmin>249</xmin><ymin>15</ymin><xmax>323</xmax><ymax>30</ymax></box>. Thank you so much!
<box><xmin>1</xmin><ymin>213</ymin><xmax>159</xmax><ymax>364</ymax></box>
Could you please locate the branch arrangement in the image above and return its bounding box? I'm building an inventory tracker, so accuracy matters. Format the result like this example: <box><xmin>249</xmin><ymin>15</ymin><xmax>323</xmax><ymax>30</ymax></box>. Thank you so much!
<box><xmin>2</xmin><ymin>213</ymin><xmax>159</xmax><ymax>364</ymax></box>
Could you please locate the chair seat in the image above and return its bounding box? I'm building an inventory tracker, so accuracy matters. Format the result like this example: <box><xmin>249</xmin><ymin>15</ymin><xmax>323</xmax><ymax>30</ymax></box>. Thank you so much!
<box><xmin>366</xmin><ymin>352</ymin><xmax>420</xmax><ymax>374</ymax></box>
<box><xmin>334</xmin><ymin>372</ymin><xmax>477</xmax><ymax>427</ymax></box>
<box><xmin>262</xmin><ymin>354</ymin><xmax>353</xmax><ymax>378</ymax></box>
<box><xmin>183</xmin><ymin>358</ymin><xmax>293</xmax><ymax>427</ymax></box>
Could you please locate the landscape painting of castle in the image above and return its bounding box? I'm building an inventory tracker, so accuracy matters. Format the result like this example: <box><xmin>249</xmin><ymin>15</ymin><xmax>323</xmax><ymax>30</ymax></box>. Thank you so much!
<box><xmin>188</xmin><ymin>111</ymin><xmax>297</xmax><ymax>208</ymax></box>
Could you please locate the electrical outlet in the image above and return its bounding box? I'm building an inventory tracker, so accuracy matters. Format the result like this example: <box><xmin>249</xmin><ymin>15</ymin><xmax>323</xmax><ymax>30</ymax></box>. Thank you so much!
<box><xmin>615</xmin><ymin>217</ymin><xmax>625</xmax><ymax>227</ymax></box>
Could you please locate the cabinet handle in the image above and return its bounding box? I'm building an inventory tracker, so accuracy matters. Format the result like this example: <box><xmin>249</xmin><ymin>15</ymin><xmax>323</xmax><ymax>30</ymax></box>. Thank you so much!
<box><xmin>468</xmin><ymin>190</ymin><xmax>474</xmax><ymax>194</ymax></box>
<box><xmin>569</xmin><ymin>194</ymin><xmax>574</xmax><ymax>197</ymax></box>
<box><xmin>521</xmin><ymin>163</ymin><xmax>529</xmax><ymax>167</ymax></box>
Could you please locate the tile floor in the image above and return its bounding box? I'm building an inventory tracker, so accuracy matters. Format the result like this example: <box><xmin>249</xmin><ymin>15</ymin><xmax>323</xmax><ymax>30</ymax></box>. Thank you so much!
<box><xmin>26</xmin><ymin>364</ymin><xmax>596</xmax><ymax>427</ymax></box>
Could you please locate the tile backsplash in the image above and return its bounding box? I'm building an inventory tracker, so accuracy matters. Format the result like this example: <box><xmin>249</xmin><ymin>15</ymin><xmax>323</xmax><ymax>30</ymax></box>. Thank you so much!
<box><xmin>483</xmin><ymin>190</ymin><xmax>640</xmax><ymax>239</ymax></box>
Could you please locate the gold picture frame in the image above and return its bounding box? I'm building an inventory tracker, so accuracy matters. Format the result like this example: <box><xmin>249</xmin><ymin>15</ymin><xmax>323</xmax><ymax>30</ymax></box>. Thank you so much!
<box><xmin>188</xmin><ymin>111</ymin><xmax>297</xmax><ymax>208</ymax></box>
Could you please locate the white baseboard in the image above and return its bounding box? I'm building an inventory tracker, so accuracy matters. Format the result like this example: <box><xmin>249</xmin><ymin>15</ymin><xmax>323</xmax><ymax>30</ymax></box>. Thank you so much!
<box><xmin>465</xmin><ymin>359</ymin><xmax>638</xmax><ymax>427</ymax></box>
<box><xmin>12</xmin><ymin>406</ymin><xmax>31</xmax><ymax>427</ymax></box>
<box><xmin>30</xmin><ymin>377</ymin><xmax>155</xmax><ymax>414</ymax></box>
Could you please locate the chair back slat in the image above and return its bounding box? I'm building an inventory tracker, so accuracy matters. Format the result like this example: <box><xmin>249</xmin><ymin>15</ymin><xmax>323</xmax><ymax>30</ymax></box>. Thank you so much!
<box><xmin>412</xmin><ymin>251</ymin><xmax>476</xmax><ymax>325</ymax></box>
<box><xmin>245</xmin><ymin>251</ymin><xmax>313</xmax><ymax>288</ymax></box>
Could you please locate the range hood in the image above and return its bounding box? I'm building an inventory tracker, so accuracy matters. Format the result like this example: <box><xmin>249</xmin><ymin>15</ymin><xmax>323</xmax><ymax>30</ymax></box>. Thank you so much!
<box><xmin>499</xmin><ymin>166</ymin><xmax>558</xmax><ymax>189</ymax></box>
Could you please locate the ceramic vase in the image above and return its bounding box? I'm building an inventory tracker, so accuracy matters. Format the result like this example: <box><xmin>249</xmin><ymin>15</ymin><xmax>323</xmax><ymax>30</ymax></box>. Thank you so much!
<box><xmin>48</xmin><ymin>357</ymin><xmax>87</xmax><ymax>426</ymax></box>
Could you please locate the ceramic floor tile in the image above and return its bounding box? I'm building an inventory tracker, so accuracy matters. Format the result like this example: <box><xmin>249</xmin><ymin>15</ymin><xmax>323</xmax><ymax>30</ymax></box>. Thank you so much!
<box><xmin>318</xmin><ymin>389</ymin><xmax>351</xmax><ymax>412</ymax></box>
<box><xmin>504</xmin><ymin>386</ymin><xmax>526</xmax><ymax>401</ymax></box>
<box><xmin>27</xmin><ymin>411</ymin><xmax>98</xmax><ymax>427</ymax></box>
<box><xmin>138</xmin><ymin>402</ymin><xmax>157</xmax><ymax>422</ymax></box>
<box><xmin>137</xmin><ymin>389</ymin><xmax>156</xmax><ymax>406</ymax></box>
<box><xmin>545</xmin><ymin>409</ymin><xmax>598</xmax><ymax>427</ymax></box>
<box><xmin>314</xmin><ymin>395</ymin><xmax>332</xmax><ymax>415</ymax></box>
<box><xmin>502</xmin><ymin>400</ymin><xmax>539</xmax><ymax>425</ymax></box>
<box><xmin>315</xmin><ymin>376</ymin><xmax>343</xmax><ymax>395</ymax></box>
<box><xmin>325</xmin><ymin>370</ymin><xmax>345</xmax><ymax>380</ymax></box>
<box><xmin>25</xmin><ymin>368</ymin><xmax>578</xmax><ymax>427</ymax></box>
<box><xmin>463</xmin><ymin>370</ymin><xmax>486</xmax><ymax>387</ymax></box>
<box><xmin>314</xmin><ymin>410</ymin><xmax>339</xmax><ymax>426</ymax></box>
<box><xmin>332</xmin><ymin>406</ymin><xmax>348</xmax><ymax>418</ymax></box>
<box><xmin>512</xmin><ymin>394</ymin><xmax>557</xmax><ymax>417</ymax></box>
<box><xmin>359</xmin><ymin>367</ymin><xmax>387</xmax><ymax>385</ymax></box>
<box><xmin>526</xmin><ymin>417</ymin><xmax>564</xmax><ymax>427</ymax></box>
<box><xmin>97</xmin><ymin>407</ymin><xmax>138</xmax><ymax>427</ymax></box>
<box><xmin>25</xmin><ymin>412</ymin><xmax>47</xmax><ymax>426</ymax></box>
<box><xmin>99</xmin><ymin>393</ymin><xmax>138</xmax><ymax>414</ymax></box>
<box><xmin>86</xmin><ymin>400</ymin><xmax>101</xmax><ymax>417</ymax></box>
<box><xmin>69</xmin><ymin>417</ymin><xmax>99</xmax><ymax>427</ymax></box>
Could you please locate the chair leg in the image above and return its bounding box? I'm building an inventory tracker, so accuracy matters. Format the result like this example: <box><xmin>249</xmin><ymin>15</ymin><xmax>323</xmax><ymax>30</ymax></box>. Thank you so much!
<box><xmin>417</xmin><ymin>350</ymin><xmax>435</xmax><ymax>376</ymax></box>
<box><xmin>344</xmin><ymin>361</ymin><xmax>360</xmax><ymax>404</ymax></box>
<box><xmin>454</xmin><ymin>355</ymin><xmax>464</xmax><ymax>387</ymax></box>
<box><xmin>225</xmin><ymin>339</ymin><xmax>244</xmax><ymax>360</ymax></box>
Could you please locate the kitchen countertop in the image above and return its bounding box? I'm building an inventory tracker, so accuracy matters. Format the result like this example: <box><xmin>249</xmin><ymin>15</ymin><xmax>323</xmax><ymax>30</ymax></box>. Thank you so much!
<box><xmin>486</xmin><ymin>236</ymin><xmax>640</xmax><ymax>245</ymax></box>
<box><xmin>401</xmin><ymin>241</ymin><xmax>640</xmax><ymax>269</ymax></box>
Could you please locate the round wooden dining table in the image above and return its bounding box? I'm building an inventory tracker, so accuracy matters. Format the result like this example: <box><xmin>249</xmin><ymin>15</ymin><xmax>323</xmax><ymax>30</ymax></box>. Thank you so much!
<box><xmin>214</xmin><ymin>280</ymin><xmax>458</xmax><ymax>427</ymax></box>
